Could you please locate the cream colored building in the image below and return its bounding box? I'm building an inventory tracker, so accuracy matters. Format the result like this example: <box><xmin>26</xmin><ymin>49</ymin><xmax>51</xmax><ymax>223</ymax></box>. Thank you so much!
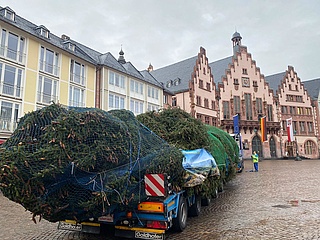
<box><xmin>96</xmin><ymin>50</ymin><xmax>163</xmax><ymax>115</ymax></box>
<box><xmin>0</xmin><ymin>6</ymin><xmax>165</xmax><ymax>142</ymax></box>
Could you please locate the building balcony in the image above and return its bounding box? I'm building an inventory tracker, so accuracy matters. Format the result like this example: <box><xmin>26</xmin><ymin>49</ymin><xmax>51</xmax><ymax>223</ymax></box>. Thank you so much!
<box><xmin>221</xmin><ymin>119</ymin><xmax>281</xmax><ymax>133</ymax></box>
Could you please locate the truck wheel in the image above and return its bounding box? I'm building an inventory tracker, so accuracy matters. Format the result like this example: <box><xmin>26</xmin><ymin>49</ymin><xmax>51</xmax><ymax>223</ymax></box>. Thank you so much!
<box><xmin>201</xmin><ymin>196</ymin><xmax>211</xmax><ymax>206</ymax></box>
<box><xmin>173</xmin><ymin>195</ymin><xmax>187</xmax><ymax>232</ymax></box>
<box><xmin>188</xmin><ymin>195</ymin><xmax>201</xmax><ymax>217</ymax></box>
<box><xmin>218</xmin><ymin>179</ymin><xmax>224</xmax><ymax>192</ymax></box>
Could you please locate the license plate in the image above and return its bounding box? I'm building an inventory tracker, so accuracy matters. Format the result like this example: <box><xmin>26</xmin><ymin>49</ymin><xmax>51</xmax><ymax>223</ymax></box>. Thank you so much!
<box><xmin>135</xmin><ymin>231</ymin><xmax>164</xmax><ymax>240</ymax></box>
<box><xmin>58</xmin><ymin>221</ymin><xmax>82</xmax><ymax>231</ymax></box>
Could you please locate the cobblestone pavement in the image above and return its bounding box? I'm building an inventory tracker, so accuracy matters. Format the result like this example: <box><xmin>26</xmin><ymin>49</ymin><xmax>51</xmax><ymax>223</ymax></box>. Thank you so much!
<box><xmin>1</xmin><ymin>159</ymin><xmax>320</xmax><ymax>240</ymax></box>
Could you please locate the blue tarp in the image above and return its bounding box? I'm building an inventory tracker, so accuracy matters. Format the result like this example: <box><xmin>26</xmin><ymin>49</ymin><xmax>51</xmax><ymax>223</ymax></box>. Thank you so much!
<box><xmin>181</xmin><ymin>148</ymin><xmax>219</xmax><ymax>187</ymax></box>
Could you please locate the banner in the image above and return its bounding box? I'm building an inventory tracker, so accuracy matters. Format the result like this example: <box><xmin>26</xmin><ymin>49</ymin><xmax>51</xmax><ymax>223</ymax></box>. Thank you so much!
<box><xmin>286</xmin><ymin>118</ymin><xmax>294</xmax><ymax>142</ymax></box>
<box><xmin>260</xmin><ymin>116</ymin><xmax>267</xmax><ymax>142</ymax></box>
<box><xmin>233</xmin><ymin>114</ymin><xmax>239</xmax><ymax>134</ymax></box>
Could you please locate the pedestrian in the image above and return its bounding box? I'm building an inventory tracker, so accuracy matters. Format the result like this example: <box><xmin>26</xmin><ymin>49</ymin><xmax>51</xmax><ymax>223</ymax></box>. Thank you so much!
<box><xmin>251</xmin><ymin>151</ymin><xmax>259</xmax><ymax>172</ymax></box>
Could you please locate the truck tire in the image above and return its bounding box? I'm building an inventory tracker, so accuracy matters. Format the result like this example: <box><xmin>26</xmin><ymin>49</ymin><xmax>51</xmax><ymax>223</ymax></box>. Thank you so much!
<box><xmin>201</xmin><ymin>196</ymin><xmax>211</xmax><ymax>206</ymax></box>
<box><xmin>218</xmin><ymin>179</ymin><xmax>224</xmax><ymax>192</ymax></box>
<box><xmin>188</xmin><ymin>195</ymin><xmax>201</xmax><ymax>217</ymax></box>
<box><xmin>173</xmin><ymin>195</ymin><xmax>187</xmax><ymax>232</ymax></box>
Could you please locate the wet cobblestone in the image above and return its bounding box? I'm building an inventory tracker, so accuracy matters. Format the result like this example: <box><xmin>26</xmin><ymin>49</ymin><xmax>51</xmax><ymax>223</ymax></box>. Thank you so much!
<box><xmin>1</xmin><ymin>159</ymin><xmax>320</xmax><ymax>239</ymax></box>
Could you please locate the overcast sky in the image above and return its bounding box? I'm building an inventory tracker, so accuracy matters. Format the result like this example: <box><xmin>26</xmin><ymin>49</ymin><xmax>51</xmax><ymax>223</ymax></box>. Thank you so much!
<box><xmin>1</xmin><ymin>0</ymin><xmax>320</xmax><ymax>81</ymax></box>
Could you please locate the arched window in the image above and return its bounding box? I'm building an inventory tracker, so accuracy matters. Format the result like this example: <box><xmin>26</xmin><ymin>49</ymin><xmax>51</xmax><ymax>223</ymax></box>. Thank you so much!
<box><xmin>304</xmin><ymin>140</ymin><xmax>316</xmax><ymax>155</ymax></box>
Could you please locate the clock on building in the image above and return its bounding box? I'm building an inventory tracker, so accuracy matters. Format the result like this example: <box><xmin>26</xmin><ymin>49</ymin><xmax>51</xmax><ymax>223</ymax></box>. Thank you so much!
<box><xmin>242</xmin><ymin>77</ymin><xmax>250</xmax><ymax>87</ymax></box>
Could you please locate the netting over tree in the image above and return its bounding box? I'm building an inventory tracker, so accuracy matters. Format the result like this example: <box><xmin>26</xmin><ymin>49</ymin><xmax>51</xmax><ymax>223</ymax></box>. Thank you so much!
<box><xmin>206</xmin><ymin>125</ymin><xmax>239</xmax><ymax>181</ymax></box>
<box><xmin>0</xmin><ymin>104</ymin><xmax>185</xmax><ymax>222</ymax></box>
<box><xmin>137</xmin><ymin>108</ymin><xmax>238</xmax><ymax>197</ymax></box>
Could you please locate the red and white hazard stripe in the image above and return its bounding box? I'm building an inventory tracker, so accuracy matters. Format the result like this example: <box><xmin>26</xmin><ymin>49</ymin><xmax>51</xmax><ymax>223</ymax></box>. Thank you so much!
<box><xmin>144</xmin><ymin>174</ymin><xmax>166</xmax><ymax>197</ymax></box>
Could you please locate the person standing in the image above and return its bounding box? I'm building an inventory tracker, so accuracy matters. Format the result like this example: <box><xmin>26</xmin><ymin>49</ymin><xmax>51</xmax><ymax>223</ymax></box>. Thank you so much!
<box><xmin>251</xmin><ymin>151</ymin><xmax>259</xmax><ymax>172</ymax></box>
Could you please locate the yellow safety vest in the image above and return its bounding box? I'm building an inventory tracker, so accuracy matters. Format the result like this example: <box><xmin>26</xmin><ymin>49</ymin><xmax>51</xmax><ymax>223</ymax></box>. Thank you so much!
<box><xmin>252</xmin><ymin>154</ymin><xmax>259</xmax><ymax>163</ymax></box>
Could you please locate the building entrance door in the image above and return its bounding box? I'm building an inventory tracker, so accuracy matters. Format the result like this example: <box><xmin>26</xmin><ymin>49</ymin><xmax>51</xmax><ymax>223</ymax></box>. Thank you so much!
<box><xmin>269</xmin><ymin>136</ymin><xmax>277</xmax><ymax>158</ymax></box>
<box><xmin>252</xmin><ymin>135</ymin><xmax>263</xmax><ymax>157</ymax></box>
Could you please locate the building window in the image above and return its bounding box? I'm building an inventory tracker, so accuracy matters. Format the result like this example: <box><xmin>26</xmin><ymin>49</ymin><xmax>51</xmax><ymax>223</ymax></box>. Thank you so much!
<box><xmin>242</xmin><ymin>77</ymin><xmax>250</xmax><ymax>87</ymax></box>
<box><xmin>286</xmin><ymin>95</ymin><xmax>294</xmax><ymax>101</ymax></box>
<box><xmin>109</xmin><ymin>93</ymin><xmax>125</xmax><ymax>110</ymax></box>
<box><xmin>282</xmin><ymin>120</ymin><xmax>286</xmax><ymax>131</ymax></box>
<box><xmin>40</xmin><ymin>46</ymin><xmax>59</xmax><ymax>76</ymax></box>
<box><xmin>0</xmin><ymin>63</ymin><xmax>22</xmax><ymax>98</ymax></box>
<box><xmin>234</xmin><ymin>78</ymin><xmax>239</xmax><ymax>85</ymax></box>
<box><xmin>163</xmin><ymin>95</ymin><xmax>168</xmax><ymax>104</ymax></box>
<box><xmin>234</xmin><ymin>96</ymin><xmax>240</xmax><ymax>114</ymax></box>
<box><xmin>299</xmin><ymin>121</ymin><xmax>305</xmax><ymax>132</ymax></box>
<box><xmin>223</xmin><ymin>101</ymin><xmax>230</xmax><ymax>119</ymax></box>
<box><xmin>148</xmin><ymin>86</ymin><xmax>159</xmax><ymax>100</ymax></box>
<box><xmin>211</xmin><ymin>100</ymin><xmax>215</xmax><ymax>110</ymax></box>
<box><xmin>281</xmin><ymin>106</ymin><xmax>287</xmax><ymax>114</ymax></box>
<box><xmin>253</xmin><ymin>80</ymin><xmax>258</xmax><ymax>87</ymax></box>
<box><xmin>206</xmin><ymin>82</ymin><xmax>210</xmax><ymax>91</ymax></box>
<box><xmin>0</xmin><ymin>101</ymin><xmax>19</xmax><ymax>132</ymax></box>
<box><xmin>205</xmin><ymin>116</ymin><xmax>210</xmax><ymax>125</ymax></box>
<box><xmin>305</xmin><ymin>140</ymin><xmax>316</xmax><ymax>155</ymax></box>
<box><xmin>256</xmin><ymin>98</ymin><xmax>263</xmax><ymax>114</ymax></box>
<box><xmin>297</xmin><ymin>107</ymin><xmax>303</xmax><ymax>115</ymax></box>
<box><xmin>267</xmin><ymin>105</ymin><xmax>273</xmax><ymax>121</ymax></box>
<box><xmin>289</xmin><ymin>106</ymin><xmax>296</xmax><ymax>114</ymax></box>
<box><xmin>293</xmin><ymin>121</ymin><xmax>298</xmax><ymax>133</ymax></box>
<box><xmin>203</xmin><ymin>67</ymin><xmax>206</xmax><ymax>75</ymax></box>
<box><xmin>69</xmin><ymin>86</ymin><xmax>84</xmax><ymax>107</ymax></box>
<box><xmin>0</xmin><ymin>29</ymin><xmax>25</xmax><ymax>63</ymax></box>
<box><xmin>305</xmin><ymin>108</ymin><xmax>312</xmax><ymax>115</ymax></box>
<box><xmin>199</xmin><ymin>79</ymin><xmax>203</xmax><ymax>89</ymax></box>
<box><xmin>244</xmin><ymin>93</ymin><xmax>252</xmax><ymax>120</ymax></box>
<box><xmin>296</xmin><ymin>96</ymin><xmax>303</xmax><ymax>102</ymax></box>
<box><xmin>67</xmin><ymin>42</ymin><xmax>75</xmax><ymax>51</ymax></box>
<box><xmin>307</xmin><ymin>122</ymin><xmax>314</xmax><ymax>133</ymax></box>
<box><xmin>196</xmin><ymin>96</ymin><xmax>201</xmax><ymax>106</ymax></box>
<box><xmin>37</xmin><ymin>26</ymin><xmax>49</xmax><ymax>38</ymax></box>
<box><xmin>130</xmin><ymin>79</ymin><xmax>143</xmax><ymax>94</ymax></box>
<box><xmin>70</xmin><ymin>60</ymin><xmax>85</xmax><ymax>86</ymax></box>
<box><xmin>130</xmin><ymin>99</ymin><xmax>144</xmax><ymax>115</ymax></box>
<box><xmin>172</xmin><ymin>97</ymin><xmax>177</xmax><ymax>107</ymax></box>
<box><xmin>109</xmin><ymin>71</ymin><xmax>125</xmax><ymax>88</ymax></box>
<box><xmin>204</xmin><ymin>98</ymin><xmax>209</xmax><ymax>108</ymax></box>
<box><xmin>147</xmin><ymin>104</ymin><xmax>159</xmax><ymax>112</ymax></box>
<box><xmin>242</xmin><ymin>68</ymin><xmax>248</xmax><ymax>75</ymax></box>
<box><xmin>4</xmin><ymin>8</ymin><xmax>15</xmax><ymax>21</ymax></box>
<box><xmin>37</xmin><ymin>75</ymin><xmax>58</xmax><ymax>104</ymax></box>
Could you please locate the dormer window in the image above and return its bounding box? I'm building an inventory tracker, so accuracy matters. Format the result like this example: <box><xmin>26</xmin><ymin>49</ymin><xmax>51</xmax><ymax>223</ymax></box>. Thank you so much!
<box><xmin>174</xmin><ymin>78</ymin><xmax>180</xmax><ymax>86</ymax></box>
<box><xmin>4</xmin><ymin>8</ymin><xmax>15</xmax><ymax>21</ymax></box>
<box><xmin>68</xmin><ymin>43</ymin><xmax>75</xmax><ymax>51</ymax></box>
<box><xmin>64</xmin><ymin>41</ymin><xmax>75</xmax><ymax>51</ymax></box>
<box><xmin>36</xmin><ymin>25</ymin><xmax>50</xmax><ymax>39</ymax></box>
<box><xmin>40</xmin><ymin>28</ymin><xmax>49</xmax><ymax>38</ymax></box>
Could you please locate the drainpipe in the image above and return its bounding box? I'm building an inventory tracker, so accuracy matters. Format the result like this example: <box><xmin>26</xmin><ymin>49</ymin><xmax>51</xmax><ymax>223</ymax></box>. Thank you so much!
<box><xmin>95</xmin><ymin>66</ymin><xmax>102</xmax><ymax>109</ymax></box>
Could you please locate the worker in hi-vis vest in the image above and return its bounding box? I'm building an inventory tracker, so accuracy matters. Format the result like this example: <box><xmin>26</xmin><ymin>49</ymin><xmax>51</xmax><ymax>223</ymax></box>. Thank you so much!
<box><xmin>251</xmin><ymin>151</ymin><xmax>259</xmax><ymax>172</ymax></box>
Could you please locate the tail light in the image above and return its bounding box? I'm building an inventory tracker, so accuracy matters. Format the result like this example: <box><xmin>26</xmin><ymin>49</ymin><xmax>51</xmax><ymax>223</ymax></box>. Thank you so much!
<box><xmin>147</xmin><ymin>220</ymin><xmax>167</xmax><ymax>229</ymax></box>
<box><xmin>126</xmin><ymin>211</ymin><xmax>132</xmax><ymax>218</ymax></box>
